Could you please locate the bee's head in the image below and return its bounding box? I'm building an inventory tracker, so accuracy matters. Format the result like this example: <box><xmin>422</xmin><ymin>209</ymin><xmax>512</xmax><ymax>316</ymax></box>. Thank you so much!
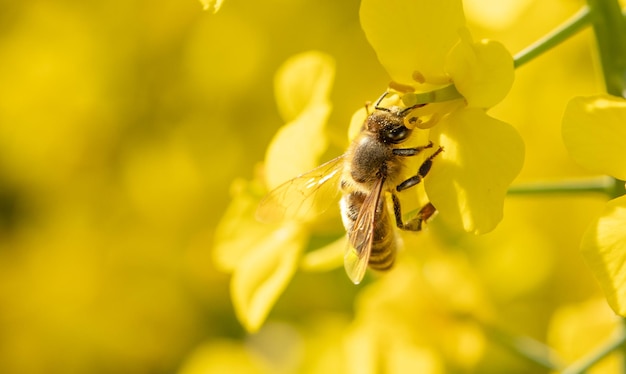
<box><xmin>362</xmin><ymin>92</ymin><xmax>427</xmax><ymax>144</ymax></box>
<box><xmin>365</xmin><ymin>109</ymin><xmax>412</xmax><ymax>144</ymax></box>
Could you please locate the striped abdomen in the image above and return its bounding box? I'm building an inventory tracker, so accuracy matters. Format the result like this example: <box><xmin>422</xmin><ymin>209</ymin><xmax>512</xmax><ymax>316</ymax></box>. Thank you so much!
<box><xmin>340</xmin><ymin>190</ymin><xmax>397</xmax><ymax>272</ymax></box>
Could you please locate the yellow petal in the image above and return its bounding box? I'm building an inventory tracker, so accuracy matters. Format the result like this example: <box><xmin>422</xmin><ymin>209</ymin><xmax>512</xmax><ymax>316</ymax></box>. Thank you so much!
<box><xmin>300</xmin><ymin>236</ymin><xmax>345</xmax><ymax>272</ymax></box>
<box><xmin>581</xmin><ymin>195</ymin><xmax>626</xmax><ymax>316</ymax></box>
<box><xmin>178</xmin><ymin>340</ymin><xmax>267</xmax><ymax>374</ymax></box>
<box><xmin>386</xmin><ymin>343</ymin><xmax>443</xmax><ymax>374</ymax></box>
<box><xmin>445</xmin><ymin>32</ymin><xmax>514</xmax><ymax>108</ymax></box>
<box><xmin>264</xmin><ymin>103</ymin><xmax>332</xmax><ymax>190</ymax></box>
<box><xmin>344</xmin><ymin>325</ymin><xmax>378</xmax><ymax>373</ymax></box>
<box><xmin>274</xmin><ymin>51</ymin><xmax>335</xmax><ymax>122</ymax></box>
<box><xmin>360</xmin><ymin>0</ymin><xmax>465</xmax><ymax>86</ymax></box>
<box><xmin>562</xmin><ymin>95</ymin><xmax>626</xmax><ymax>180</ymax></box>
<box><xmin>264</xmin><ymin>52</ymin><xmax>335</xmax><ymax>190</ymax></box>
<box><xmin>464</xmin><ymin>0</ymin><xmax>533</xmax><ymax>29</ymax></box>
<box><xmin>213</xmin><ymin>179</ymin><xmax>268</xmax><ymax>272</ymax></box>
<box><xmin>426</xmin><ymin>108</ymin><xmax>524</xmax><ymax>234</ymax></box>
<box><xmin>199</xmin><ymin>0</ymin><xmax>224</xmax><ymax>13</ymax></box>
<box><xmin>348</xmin><ymin>106</ymin><xmax>368</xmax><ymax>141</ymax></box>
<box><xmin>231</xmin><ymin>222</ymin><xmax>305</xmax><ymax>332</ymax></box>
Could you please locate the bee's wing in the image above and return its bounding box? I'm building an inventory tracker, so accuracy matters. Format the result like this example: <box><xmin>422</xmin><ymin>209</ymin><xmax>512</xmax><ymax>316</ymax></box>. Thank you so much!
<box><xmin>343</xmin><ymin>176</ymin><xmax>385</xmax><ymax>285</ymax></box>
<box><xmin>256</xmin><ymin>156</ymin><xmax>345</xmax><ymax>223</ymax></box>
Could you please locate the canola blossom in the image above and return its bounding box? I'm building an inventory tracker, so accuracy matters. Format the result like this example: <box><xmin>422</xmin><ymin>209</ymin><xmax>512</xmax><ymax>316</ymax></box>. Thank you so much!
<box><xmin>213</xmin><ymin>51</ymin><xmax>335</xmax><ymax>332</ymax></box>
<box><xmin>8</xmin><ymin>0</ymin><xmax>626</xmax><ymax>373</ymax></box>
<box><xmin>216</xmin><ymin>0</ymin><xmax>526</xmax><ymax>333</ymax></box>
<box><xmin>199</xmin><ymin>0</ymin><xmax>224</xmax><ymax>13</ymax></box>
<box><xmin>360</xmin><ymin>0</ymin><xmax>524</xmax><ymax>234</ymax></box>
<box><xmin>213</xmin><ymin>6</ymin><xmax>626</xmax><ymax>374</ymax></box>
<box><xmin>562</xmin><ymin>95</ymin><xmax>626</xmax><ymax>315</ymax></box>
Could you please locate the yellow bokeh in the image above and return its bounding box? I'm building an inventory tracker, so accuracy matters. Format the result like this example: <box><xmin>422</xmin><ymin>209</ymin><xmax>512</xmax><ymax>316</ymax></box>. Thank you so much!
<box><xmin>0</xmin><ymin>0</ymin><xmax>620</xmax><ymax>373</ymax></box>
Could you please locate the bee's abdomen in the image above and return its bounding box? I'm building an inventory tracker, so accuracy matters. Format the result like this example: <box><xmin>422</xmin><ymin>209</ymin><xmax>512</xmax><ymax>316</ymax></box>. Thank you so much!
<box><xmin>368</xmin><ymin>209</ymin><xmax>396</xmax><ymax>271</ymax></box>
<box><xmin>340</xmin><ymin>190</ymin><xmax>397</xmax><ymax>272</ymax></box>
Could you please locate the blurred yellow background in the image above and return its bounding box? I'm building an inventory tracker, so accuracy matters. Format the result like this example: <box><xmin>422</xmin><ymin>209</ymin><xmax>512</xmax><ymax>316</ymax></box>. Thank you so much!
<box><xmin>0</xmin><ymin>1</ymin><xmax>386</xmax><ymax>372</ymax></box>
<box><xmin>0</xmin><ymin>0</ymin><xmax>615</xmax><ymax>373</ymax></box>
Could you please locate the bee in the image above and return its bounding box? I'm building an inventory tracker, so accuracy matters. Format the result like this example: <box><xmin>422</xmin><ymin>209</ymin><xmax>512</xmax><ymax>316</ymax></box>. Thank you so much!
<box><xmin>257</xmin><ymin>92</ymin><xmax>443</xmax><ymax>284</ymax></box>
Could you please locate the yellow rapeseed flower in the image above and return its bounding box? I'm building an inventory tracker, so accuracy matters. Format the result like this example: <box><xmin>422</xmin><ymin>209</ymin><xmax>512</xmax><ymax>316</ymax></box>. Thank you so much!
<box><xmin>199</xmin><ymin>0</ymin><xmax>224</xmax><ymax>13</ymax></box>
<box><xmin>345</xmin><ymin>242</ymin><xmax>491</xmax><ymax>373</ymax></box>
<box><xmin>216</xmin><ymin>0</ymin><xmax>527</xmax><ymax>332</ymax></box>
<box><xmin>213</xmin><ymin>51</ymin><xmax>335</xmax><ymax>332</ymax></box>
<box><xmin>562</xmin><ymin>94</ymin><xmax>626</xmax><ymax>316</ymax></box>
<box><xmin>360</xmin><ymin>0</ymin><xmax>524</xmax><ymax>234</ymax></box>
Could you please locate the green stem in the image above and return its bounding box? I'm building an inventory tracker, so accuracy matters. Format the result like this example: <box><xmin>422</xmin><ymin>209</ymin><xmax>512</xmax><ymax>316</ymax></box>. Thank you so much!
<box><xmin>411</xmin><ymin>5</ymin><xmax>597</xmax><ymax>103</ymax></box>
<box><xmin>407</xmin><ymin>5</ymin><xmax>601</xmax><ymax>103</ymax></box>
<box><xmin>587</xmin><ymin>0</ymin><xmax>626</xmax><ymax>97</ymax></box>
<box><xmin>507</xmin><ymin>176</ymin><xmax>616</xmax><ymax>196</ymax></box>
<box><xmin>483</xmin><ymin>324</ymin><xmax>563</xmax><ymax>370</ymax></box>
<box><xmin>561</xmin><ymin>321</ymin><xmax>626</xmax><ymax>374</ymax></box>
<box><xmin>405</xmin><ymin>84</ymin><xmax>462</xmax><ymax>105</ymax></box>
<box><xmin>611</xmin><ymin>178</ymin><xmax>626</xmax><ymax>199</ymax></box>
<box><xmin>514</xmin><ymin>6</ymin><xmax>593</xmax><ymax>68</ymax></box>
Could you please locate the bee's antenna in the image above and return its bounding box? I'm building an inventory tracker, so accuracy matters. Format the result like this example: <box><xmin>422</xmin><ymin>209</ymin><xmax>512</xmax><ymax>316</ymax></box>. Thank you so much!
<box><xmin>399</xmin><ymin>102</ymin><xmax>426</xmax><ymax>117</ymax></box>
<box><xmin>374</xmin><ymin>91</ymin><xmax>426</xmax><ymax>116</ymax></box>
<box><xmin>374</xmin><ymin>92</ymin><xmax>392</xmax><ymax>112</ymax></box>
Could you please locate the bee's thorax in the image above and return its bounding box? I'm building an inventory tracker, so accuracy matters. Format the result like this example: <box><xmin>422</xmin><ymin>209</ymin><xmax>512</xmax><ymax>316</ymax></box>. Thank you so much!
<box><xmin>349</xmin><ymin>135</ymin><xmax>391</xmax><ymax>182</ymax></box>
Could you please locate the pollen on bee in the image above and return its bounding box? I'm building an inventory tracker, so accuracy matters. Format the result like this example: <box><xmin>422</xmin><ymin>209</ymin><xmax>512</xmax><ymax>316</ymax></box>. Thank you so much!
<box><xmin>412</xmin><ymin>71</ymin><xmax>426</xmax><ymax>84</ymax></box>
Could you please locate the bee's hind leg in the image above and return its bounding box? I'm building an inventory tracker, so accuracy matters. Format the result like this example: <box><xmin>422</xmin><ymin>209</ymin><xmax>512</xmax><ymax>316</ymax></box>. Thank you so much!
<box><xmin>392</xmin><ymin>194</ymin><xmax>437</xmax><ymax>232</ymax></box>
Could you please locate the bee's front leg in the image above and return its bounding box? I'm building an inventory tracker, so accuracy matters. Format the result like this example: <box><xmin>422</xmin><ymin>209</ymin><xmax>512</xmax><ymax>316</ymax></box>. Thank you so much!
<box><xmin>391</xmin><ymin>141</ymin><xmax>434</xmax><ymax>157</ymax></box>
<box><xmin>395</xmin><ymin>146</ymin><xmax>443</xmax><ymax>192</ymax></box>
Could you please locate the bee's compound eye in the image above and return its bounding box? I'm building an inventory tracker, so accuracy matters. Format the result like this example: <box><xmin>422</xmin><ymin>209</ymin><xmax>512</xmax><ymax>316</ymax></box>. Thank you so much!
<box><xmin>385</xmin><ymin>126</ymin><xmax>410</xmax><ymax>143</ymax></box>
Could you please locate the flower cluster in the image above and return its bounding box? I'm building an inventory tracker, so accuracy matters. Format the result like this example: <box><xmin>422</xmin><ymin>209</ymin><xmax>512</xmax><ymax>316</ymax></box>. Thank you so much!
<box><xmin>214</xmin><ymin>0</ymin><xmax>525</xmax><ymax>334</ymax></box>
<box><xmin>213</xmin><ymin>51</ymin><xmax>337</xmax><ymax>332</ymax></box>
<box><xmin>360</xmin><ymin>0</ymin><xmax>524</xmax><ymax>234</ymax></box>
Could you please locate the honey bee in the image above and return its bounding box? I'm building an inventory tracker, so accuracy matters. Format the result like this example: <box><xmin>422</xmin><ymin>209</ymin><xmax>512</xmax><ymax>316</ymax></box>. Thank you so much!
<box><xmin>257</xmin><ymin>92</ymin><xmax>443</xmax><ymax>284</ymax></box>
